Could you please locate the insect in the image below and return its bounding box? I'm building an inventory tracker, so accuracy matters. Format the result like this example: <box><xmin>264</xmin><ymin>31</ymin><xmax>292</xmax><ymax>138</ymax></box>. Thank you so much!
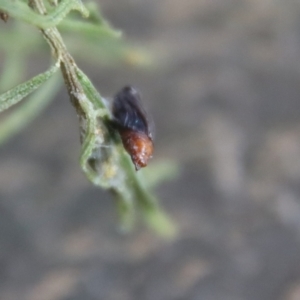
<box><xmin>112</xmin><ymin>86</ymin><xmax>154</xmax><ymax>170</ymax></box>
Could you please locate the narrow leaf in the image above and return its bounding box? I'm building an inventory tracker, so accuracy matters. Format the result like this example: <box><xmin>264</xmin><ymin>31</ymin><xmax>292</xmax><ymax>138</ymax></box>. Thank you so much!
<box><xmin>0</xmin><ymin>0</ymin><xmax>88</xmax><ymax>29</ymax></box>
<box><xmin>59</xmin><ymin>19</ymin><xmax>121</xmax><ymax>39</ymax></box>
<box><xmin>0</xmin><ymin>63</ymin><xmax>59</xmax><ymax>113</ymax></box>
<box><xmin>0</xmin><ymin>73</ymin><xmax>61</xmax><ymax>145</ymax></box>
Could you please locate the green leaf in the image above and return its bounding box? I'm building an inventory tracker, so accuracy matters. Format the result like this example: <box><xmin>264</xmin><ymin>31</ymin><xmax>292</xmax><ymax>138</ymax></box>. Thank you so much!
<box><xmin>0</xmin><ymin>72</ymin><xmax>61</xmax><ymax>145</ymax></box>
<box><xmin>59</xmin><ymin>19</ymin><xmax>121</xmax><ymax>40</ymax></box>
<box><xmin>0</xmin><ymin>0</ymin><xmax>89</xmax><ymax>28</ymax></box>
<box><xmin>0</xmin><ymin>63</ymin><xmax>59</xmax><ymax>113</ymax></box>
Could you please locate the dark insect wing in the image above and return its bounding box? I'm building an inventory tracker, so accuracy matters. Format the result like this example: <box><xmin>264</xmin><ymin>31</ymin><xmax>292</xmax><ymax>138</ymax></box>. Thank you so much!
<box><xmin>113</xmin><ymin>86</ymin><xmax>152</xmax><ymax>138</ymax></box>
<box><xmin>113</xmin><ymin>86</ymin><xmax>147</xmax><ymax>132</ymax></box>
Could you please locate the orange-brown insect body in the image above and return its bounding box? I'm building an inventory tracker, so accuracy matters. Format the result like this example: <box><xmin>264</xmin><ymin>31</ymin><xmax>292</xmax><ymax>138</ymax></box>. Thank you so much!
<box><xmin>112</xmin><ymin>86</ymin><xmax>154</xmax><ymax>170</ymax></box>
<box><xmin>120</xmin><ymin>129</ymin><xmax>153</xmax><ymax>170</ymax></box>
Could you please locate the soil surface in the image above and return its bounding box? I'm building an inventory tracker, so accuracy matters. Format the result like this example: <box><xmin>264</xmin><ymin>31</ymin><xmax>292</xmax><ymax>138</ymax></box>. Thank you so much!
<box><xmin>1</xmin><ymin>1</ymin><xmax>300</xmax><ymax>300</ymax></box>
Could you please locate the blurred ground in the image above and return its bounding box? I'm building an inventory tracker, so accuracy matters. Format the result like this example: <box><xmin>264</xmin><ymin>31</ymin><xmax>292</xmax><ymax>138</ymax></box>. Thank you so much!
<box><xmin>1</xmin><ymin>0</ymin><xmax>300</xmax><ymax>299</ymax></box>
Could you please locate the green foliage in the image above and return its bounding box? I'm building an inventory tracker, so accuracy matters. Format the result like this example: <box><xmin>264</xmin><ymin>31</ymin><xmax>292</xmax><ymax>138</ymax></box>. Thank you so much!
<box><xmin>0</xmin><ymin>63</ymin><xmax>59</xmax><ymax>112</ymax></box>
<box><xmin>0</xmin><ymin>0</ymin><xmax>176</xmax><ymax>236</ymax></box>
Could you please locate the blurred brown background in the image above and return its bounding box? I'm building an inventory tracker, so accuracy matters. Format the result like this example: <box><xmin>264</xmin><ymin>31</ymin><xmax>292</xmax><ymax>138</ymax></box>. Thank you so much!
<box><xmin>1</xmin><ymin>0</ymin><xmax>300</xmax><ymax>299</ymax></box>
